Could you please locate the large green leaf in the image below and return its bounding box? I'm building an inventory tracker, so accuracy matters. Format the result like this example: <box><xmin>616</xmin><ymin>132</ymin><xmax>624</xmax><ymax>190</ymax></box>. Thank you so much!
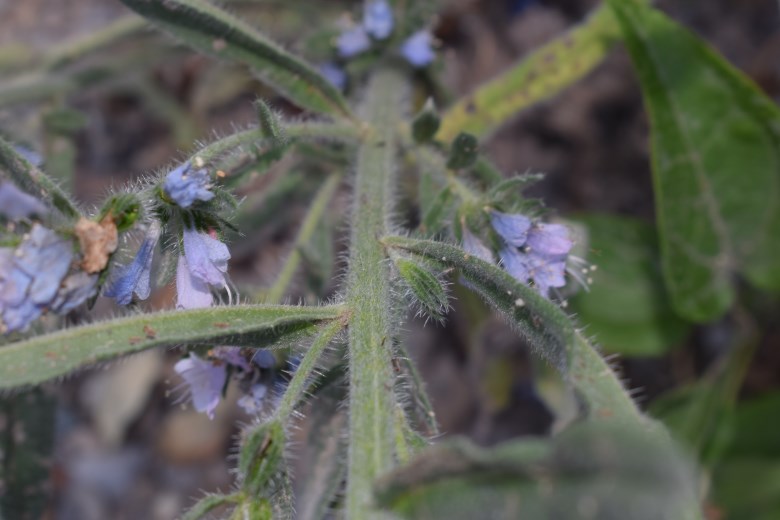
<box><xmin>437</xmin><ymin>6</ymin><xmax>622</xmax><ymax>142</ymax></box>
<box><xmin>376</xmin><ymin>421</ymin><xmax>701</xmax><ymax>520</ymax></box>
<box><xmin>608</xmin><ymin>0</ymin><xmax>780</xmax><ymax>321</ymax></box>
<box><xmin>0</xmin><ymin>304</ymin><xmax>344</xmax><ymax>389</ymax></box>
<box><xmin>570</xmin><ymin>214</ymin><xmax>690</xmax><ymax>355</ymax></box>
<box><xmin>119</xmin><ymin>0</ymin><xmax>352</xmax><ymax>119</ymax></box>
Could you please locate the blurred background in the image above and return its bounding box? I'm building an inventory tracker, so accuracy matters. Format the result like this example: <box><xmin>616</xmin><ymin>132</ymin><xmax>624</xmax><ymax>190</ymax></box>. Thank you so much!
<box><xmin>1</xmin><ymin>0</ymin><xmax>779</xmax><ymax>518</ymax></box>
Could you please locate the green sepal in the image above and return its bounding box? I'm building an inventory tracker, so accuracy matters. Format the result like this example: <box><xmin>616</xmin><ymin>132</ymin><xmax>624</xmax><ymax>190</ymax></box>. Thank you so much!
<box><xmin>392</xmin><ymin>256</ymin><xmax>450</xmax><ymax>323</ymax></box>
<box><xmin>411</xmin><ymin>99</ymin><xmax>441</xmax><ymax>144</ymax></box>
<box><xmin>239</xmin><ymin>419</ymin><xmax>286</xmax><ymax>496</ymax></box>
<box><xmin>446</xmin><ymin>133</ymin><xmax>478</xmax><ymax>170</ymax></box>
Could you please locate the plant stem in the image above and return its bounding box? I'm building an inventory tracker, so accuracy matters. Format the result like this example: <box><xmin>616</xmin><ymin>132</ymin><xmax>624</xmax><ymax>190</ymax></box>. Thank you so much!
<box><xmin>344</xmin><ymin>66</ymin><xmax>408</xmax><ymax>519</ymax></box>
<box><xmin>263</xmin><ymin>173</ymin><xmax>341</xmax><ymax>304</ymax></box>
<box><xmin>194</xmin><ymin>121</ymin><xmax>362</xmax><ymax>166</ymax></box>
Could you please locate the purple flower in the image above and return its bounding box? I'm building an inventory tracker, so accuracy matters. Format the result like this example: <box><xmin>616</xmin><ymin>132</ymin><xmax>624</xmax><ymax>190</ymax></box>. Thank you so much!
<box><xmin>1</xmin><ymin>224</ymin><xmax>74</xmax><ymax>333</ymax></box>
<box><xmin>237</xmin><ymin>383</ymin><xmax>268</xmax><ymax>415</ymax></box>
<box><xmin>462</xmin><ymin>227</ymin><xmax>494</xmax><ymax>264</ymax></box>
<box><xmin>174</xmin><ymin>354</ymin><xmax>227</xmax><ymax>420</ymax></box>
<box><xmin>318</xmin><ymin>62</ymin><xmax>347</xmax><ymax>91</ymax></box>
<box><xmin>364</xmin><ymin>0</ymin><xmax>394</xmax><ymax>40</ymax></box>
<box><xmin>213</xmin><ymin>346</ymin><xmax>251</xmax><ymax>372</ymax></box>
<box><xmin>0</xmin><ymin>182</ymin><xmax>48</xmax><ymax>220</ymax></box>
<box><xmin>163</xmin><ymin>161</ymin><xmax>214</xmax><ymax>208</ymax></box>
<box><xmin>400</xmin><ymin>31</ymin><xmax>436</xmax><ymax>68</ymax></box>
<box><xmin>104</xmin><ymin>222</ymin><xmax>161</xmax><ymax>305</ymax></box>
<box><xmin>490</xmin><ymin>211</ymin><xmax>532</xmax><ymax>247</ymax></box>
<box><xmin>51</xmin><ymin>271</ymin><xmax>99</xmax><ymax>313</ymax></box>
<box><xmin>182</xmin><ymin>227</ymin><xmax>230</xmax><ymax>286</ymax></box>
<box><xmin>337</xmin><ymin>26</ymin><xmax>371</xmax><ymax>58</ymax></box>
<box><xmin>176</xmin><ymin>255</ymin><xmax>213</xmax><ymax>309</ymax></box>
<box><xmin>495</xmin><ymin>217</ymin><xmax>574</xmax><ymax>298</ymax></box>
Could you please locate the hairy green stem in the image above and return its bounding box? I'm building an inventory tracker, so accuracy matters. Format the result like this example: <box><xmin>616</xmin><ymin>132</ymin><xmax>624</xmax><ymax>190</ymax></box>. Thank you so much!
<box><xmin>194</xmin><ymin>121</ymin><xmax>362</xmax><ymax>166</ymax></box>
<box><xmin>263</xmin><ymin>173</ymin><xmax>341</xmax><ymax>303</ymax></box>
<box><xmin>345</xmin><ymin>66</ymin><xmax>408</xmax><ymax>519</ymax></box>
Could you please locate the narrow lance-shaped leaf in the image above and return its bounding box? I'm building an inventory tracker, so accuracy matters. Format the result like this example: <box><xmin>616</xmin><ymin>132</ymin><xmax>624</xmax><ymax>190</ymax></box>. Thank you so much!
<box><xmin>608</xmin><ymin>0</ymin><xmax>780</xmax><ymax>321</ymax></box>
<box><xmin>436</xmin><ymin>6</ymin><xmax>623</xmax><ymax>141</ymax></box>
<box><xmin>119</xmin><ymin>0</ymin><xmax>353</xmax><ymax>119</ymax></box>
<box><xmin>0</xmin><ymin>304</ymin><xmax>345</xmax><ymax>389</ymax></box>
<box><xmin>383</xmin><ymin>236</ymin><xmax>645</xmax><ymax>424</ymax></box>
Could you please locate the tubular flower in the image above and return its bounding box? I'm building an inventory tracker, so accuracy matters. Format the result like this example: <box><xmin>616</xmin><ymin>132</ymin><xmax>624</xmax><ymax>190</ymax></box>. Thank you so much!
<box><xmin>104</xmin><ymin>222</ymin><xmax>161</xmax><ymax>305</ymax></box>
<box><xmin>175</xmin><ymin>227</ymin><xmax>231</xmax><ymax>309</ymax></box>
<box><xmin>400</xmin><ymin>30</ymin><xmax>436</xmax><ymax>68</ymax></box>
<box><xmin>0</xmin><ymin>224</ymin><xmax>74</xmax><ymax>333</ymax></box>
<box><xmin>364</xmin><ymin>0</ymin><xmax>394</xmax><ymax>40</ymax></box>
<box><xmin>0</xmin><ymin>181</ymin><xmax>48</xmax><ymax>220</ymax></box>
<box><xmin>491</xmin><ymin>212</ymin><xmax>575</xmax><ymax>299</ymax></box>
<box><xmin>163</xmin><ymin>161</ymin><xmax>214</xmax><ymax>208</ymax></box>
<box><xmin>337</xmin><ymin>26</ymin><xmax>371</xmax><ymax>58</ymax></box>
<box><xmin>174</xmin><ymin>354</ymin><xmax>227</xmax><ymax>420</ymax></box>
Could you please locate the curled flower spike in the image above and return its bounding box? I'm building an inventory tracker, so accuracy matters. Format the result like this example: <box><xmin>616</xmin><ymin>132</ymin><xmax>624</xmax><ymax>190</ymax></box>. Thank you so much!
<box><xmin>364</xmin><ymin>0</ymin><xmax>394</xmax><ymax>40</ymax></box>
<box><xmin>174</xmin><ymin>354</ymin><xmax>227</xmax><ymax>420</ymax></box>
<box><xmin>105</xmin><ymin>221</ymin><xmax>161</xmax><ymax>305</ymax></box>
<box><xmin>163</xmin><ymin>161</ymin><xmax>214</xmax><ymax>208</ymax></box>
<box><xmin>337</xmin><ymin>26</ymin><xmax>371</xmax><ymax>58</ymax></box>
<box><xmin>401</xmin><ymin>30</ymin><xmax>436</xmax><ymax>68</ymax></box>
<box><xmin>0</xmin><ymin>181</ymin><xmax>48</xmax><ymax>220</ymax></box>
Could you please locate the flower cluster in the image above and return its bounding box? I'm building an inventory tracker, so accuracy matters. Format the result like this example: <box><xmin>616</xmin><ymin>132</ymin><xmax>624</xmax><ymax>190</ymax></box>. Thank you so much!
<box><xmin>323</xmin><ymin>0</ymin><xmax>435</xmax><ymax>88</ymax></box>
<box><xmin>1</xmin><ymin>224</ymin><xmax>97</xmax><ymax>333</ymax></box>
<box><xmin>490</xmin><ymin>211</ymin><xmax>576</xmax><ymax>298</ymax></box>
<box><xmin>174</xmin><ymin>347</ymin><xmax>274</xmax><ymax>419</ymax></box>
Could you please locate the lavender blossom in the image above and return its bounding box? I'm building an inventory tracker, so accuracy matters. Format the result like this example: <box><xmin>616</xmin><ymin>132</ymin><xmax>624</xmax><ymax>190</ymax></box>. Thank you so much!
<box><xmin>462</xmin><ymin>227</ymin><xmax>494</xmax><ymax>264</ymax></box>
<box><xmin>237</xmin><ymin>383</ymin><xmax>268</xmax><ymax>414</ymax></box>
<box><xmin>1</xmin><ymin>224</ymin><xmax>74</xmax><ymax>332</ymax></box>
<box><xmin>104</xmin><ymin>222</ymin><xmax>161</xmax><ymax>305</ymax></box>
<box><xmin>318</xmin><ymin>62</ymin><xmax>347</xmax><ymax>91</ymax></box>
<box><xmin>0</xmin><ymin>182</ymin><xmax>48</xmax><ymax>220</ymax></box>
<box><xmin>182</xmin><ymin>227</ymin><xmax>230</xmax><ymax>286</ymax></box>
<box><xmin>163</xmin><ymin>161</ymin><xmax>214</xmax><ymax>208</ymax></box>
<box><xmin>400</xmin><ymin>31</ymin><xmax>436</xmax><ymax>68</ymax></box>
<box><xmin>490</xmin><ymin>211</ymin><xmax>532</xmax><ymax>247</ymax></box>
<box><xmin>176</xmin><ymin>255</ymin><xmax>213</xmax><ymax>309</ymax></box>
<box><xmin>51</xmin><ymin>271</ymin><xmax>99</xmax><ymax>313</ymax></box>
<box><xmin>174</xmin><ymin>354</ymin><xmax>227</xmax><ymax>420</ymax></box>
<box><xmin>364</xmin><ymin>1</ymin><xmax>394</xmax><ymax>40</ymax></box>
<box><xmin>213</xmin><ymin>346</ymin><xmax>251</xmax><ymax>372</ymax></box>
<box><xmin>337</xmin><ymin>26</ymin><xmax>371</xmax><ymax>58</ymax></box>
<box><xmin>492</xmin><ymin>212</ymin><xmax>575</xmax><ymax>298</ymax></box>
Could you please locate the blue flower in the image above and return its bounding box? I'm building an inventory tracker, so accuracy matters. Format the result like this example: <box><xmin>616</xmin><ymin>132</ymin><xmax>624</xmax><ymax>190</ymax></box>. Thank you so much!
<box><xmin>462</xmin><ymin>227</ymin><xmax>494</xmax><ymax>264</ymax></box>
<box><xmin>176</xmin><ymin>255</ymin><xmax>213</xmax><ymax>309</ymax></box>
<box><xmin>0</xmin><ymin>182</ymin><xmax>48</xmax><ymax>220</ymax></box>
<box><xmin>51</xmin><ymin>271</ymin><xmax>99</xmax><ymax>313</ymax></box>
<box><xmin>213</xmin><ymin>346</ymin><xmax>251</xmax><ymax>372</ymax></box>
<box><xmin>1</xmin><ymin>224</ymin><xmax>74</xmax><ymax>333</ymax></box>
<box><xmin>337</xmin><ymin>26</ymin><xmax>371</xmax><ymax>58</ymax></box>
<box><xmin>104</xmin><ymin>222</ymin><xmax>161</xmax><ymax>305</ymax></box>
<box><xmin>490</xmin><ymin>211</ymin><xmax>532</xmax><ymax>247</ymax></box>
<box><xmin>494</xmin><ymin>216</ymin><xmax>574</xmax><ymax>298</ymax></box>
<box><xmin>174</xmin><ymin>354</ymin><xmax>227</xmax><ymax>420</ymax></box>
<box><xmin>163</xmin><ymin>161</ymin><xmax>214</xmax><ymax>208</ymax></box>
<box><xmin>364</xmin><ymin>0</ymin><xmax>394</xmax><ymax>40</ymax></box>
<box><xmin>182</xmin><ymin>227</ymin><xmax>230</xmax><ymax>286</ymax></box>
<box><xmin>237</xmin><ymin>383</ymin><xmax>268</xmax><ymax>415</ymax></box>
<box><xmin>400</xmin><ymin>31</ymin><xmax>436</xmax><ymax>68</ymax></box>
<box><xmin>318</xmin><ymin>62</ymin><xmax>347</xmax><ymax>91</ymax></box>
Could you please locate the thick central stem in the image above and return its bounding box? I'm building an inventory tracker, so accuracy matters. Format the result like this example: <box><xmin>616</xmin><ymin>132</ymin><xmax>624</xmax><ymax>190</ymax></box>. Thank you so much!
<box><xmin>345</xmin><ymin>66</ymin><xmax>407</xmax><ymax>518</ymax></box>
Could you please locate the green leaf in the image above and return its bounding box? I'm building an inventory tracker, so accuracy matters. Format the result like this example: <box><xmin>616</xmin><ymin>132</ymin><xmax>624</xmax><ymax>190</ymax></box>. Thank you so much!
<box><xmin>376</xmin><ymin>421</ymin><xmax>701</xmax><ymax>520</ymax></box>
<box><xmin>437</xmin><ymin>6</ymin><xmax>622</xmax><ymax>141</ymax></box>
<box><xmin>392</xmin><ymin>256</ymin><xmax>450</xmax><ymax>323</ymax></box>
<box><xmin>382</xmin><ymin>236</ymin><xmax>645</xmax><ymax>424</ymax></box>
<box><xmin>712</xmin><ymin>459</ymin><xmax>780</xmax><ymax>520</ymax></box>
<box><xmin>0</xmin><ymin>304</ymin><xmax>344</xmax><ymax>389</ymax></box>
<box><xmin>608</xmin><ymin>0</ymin><xmax>780</xmax><ymax>321</ymax></box>
<box><xmin>119</xmin><ymin>0</ymin><xmax>352</xmax><ymax>119</ymax></box>
<box><xmin>570</xmin><ymin>214</ymin><xmax>690</xmax><ymax>355</ymax></box>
